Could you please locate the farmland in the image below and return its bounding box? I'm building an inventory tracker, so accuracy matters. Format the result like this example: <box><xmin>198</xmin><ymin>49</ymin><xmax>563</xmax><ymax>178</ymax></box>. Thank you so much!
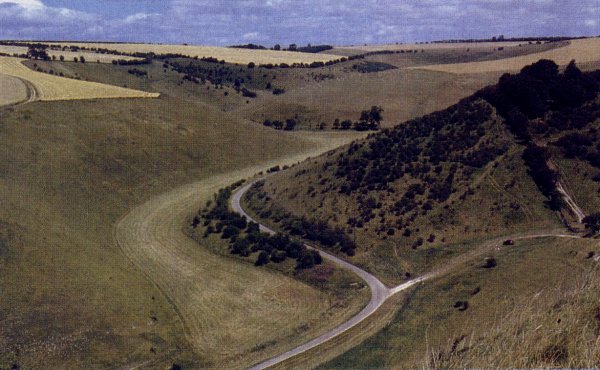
<box><xmin>412</xmin><ymin>37</ymin><xmax>600</xmax><ymax>73</ymax></box>
<box><xmin>0</xmin><ymin>74</ymin><xmax>28</xmax><ymax>105</ymax></box>
<box><xmin>36</xmin><ymin>42</ymin><xmax>341</xmax><ymax>65</ymax></box>
<box><xmin>0</xmin><ymin>56</ymin><xmax>158</xmax><ymax>101</ymax></box>
<box><xmin>1</xmin><ymin>30</ymin><xmax>599</xmax><ymax>370</ymax></box>
<box><xmin>0</xmin><ymin>45</ymin><xmax>142</xmax><ymax>64</ymax></box>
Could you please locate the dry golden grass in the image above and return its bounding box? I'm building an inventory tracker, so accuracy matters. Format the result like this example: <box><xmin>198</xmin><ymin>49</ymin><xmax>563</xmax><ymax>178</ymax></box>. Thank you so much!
<box><xmin>39</xmin><ymin>42</ymin><xmax>340</xmax><ymax>65</ymax></box>
<box><xmin>114</xmin><ymin>131</ymin><xmax>368</xmax><ymax>368</ymax></box>
<box><xmin>0</xmin><ymin>74</ymin><xmax>28</xmax><ymax>106</ymax></box>
<box><xmin>412</xmin><ymin>38</ymin><xmax>600</xmax><ymax>74</ymax></box>
<box><xmin>0</xmin><ymin>45</ymin><xmax>142</xmax><ymax>63</ymax></box>
<box><xmin>428</xmin><ymin>266</ymin><xmax>600</xmax><ymax>369</ymax></box>
<box><xmin>0</xmin><ymin>56</ymin><xmax>159</xmax><ymax>101</ymax></box>
<box><xmin>321</xmin><ymin>237</ymin><xmax>600</xmax><ymax>369</ymax></box>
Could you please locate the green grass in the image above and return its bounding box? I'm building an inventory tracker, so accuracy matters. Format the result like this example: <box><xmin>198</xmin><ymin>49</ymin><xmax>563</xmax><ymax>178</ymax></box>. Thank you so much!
<box><xmin>0</xmin><ymin>91</ymin><xmax>362</xmax><ymax>368</ymax></box>
<box><xmin>320</xmin><ymin>236</ymin><xmax>600</xmax><ymax>369</ymax></box>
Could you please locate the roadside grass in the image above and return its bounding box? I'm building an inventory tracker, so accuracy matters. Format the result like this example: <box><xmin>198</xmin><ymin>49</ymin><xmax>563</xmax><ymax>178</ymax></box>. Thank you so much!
<box><xmin>0</xmin><ymin>74</ymin><xmax>28</xmax><ymax>106</ymax></box>
<box><xmin>320</xmin><ymin>236</ymin><xmax>600</xmax><ymax>369</ymax></box>
<box><xmin>0</xmin><ymin>91</ymin><xmax>361</xmax><ymax>368</ymax></box>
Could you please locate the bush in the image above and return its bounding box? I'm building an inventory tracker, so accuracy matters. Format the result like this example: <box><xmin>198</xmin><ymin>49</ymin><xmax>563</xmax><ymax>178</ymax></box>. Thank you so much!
<box><xmin>255</xmin><ymin>251</ymin><xmax>269</xmax><ymax>266</ymax></box>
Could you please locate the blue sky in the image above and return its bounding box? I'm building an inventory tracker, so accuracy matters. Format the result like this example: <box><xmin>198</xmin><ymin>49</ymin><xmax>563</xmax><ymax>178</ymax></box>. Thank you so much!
<box><xmin>0</xmin><ymin>0</ymin><xmax>598</xmax><ymax>46</ymax></box>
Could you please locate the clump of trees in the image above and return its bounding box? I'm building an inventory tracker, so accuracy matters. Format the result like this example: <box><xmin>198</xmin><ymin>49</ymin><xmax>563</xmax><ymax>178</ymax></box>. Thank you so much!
<box><xmin>195</xmin><ymin>181</ymin><xmax>324</xmax><ymax>270</ymax></box>
<box><xmin>247</xmin><ymin>181</ymin><xmax>357</xmax><ymax>256</ymax></box>
<box><xmin>128</xmin><ymin>68</ymin><xmax>148</xmax><ymax>77</ymax></box>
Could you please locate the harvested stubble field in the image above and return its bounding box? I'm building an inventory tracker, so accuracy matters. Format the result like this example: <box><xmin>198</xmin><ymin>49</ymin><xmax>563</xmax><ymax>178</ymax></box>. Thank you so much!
<box><xmin>39</xmin><ymin>42</ymin><xmax>340</xmax><ymax>65</ymax></box>
<box><xmin>411</xmin><ymin>37</ymin><xmax>600</xmax><ymax>74</ymax></box>
<box><xmin>0</xmin><ymin>74</ymin><xmax>28</xmax><ymax>105</ymax></box>
<box><xmin>0</xmin><ymin>56</ymin><xmax>159</xmax><ymax>101</ymax></box>
<box><xmin>0</xmin><ymin>45</ymin><xmax>142</xmax><ymax>64</ymax></box>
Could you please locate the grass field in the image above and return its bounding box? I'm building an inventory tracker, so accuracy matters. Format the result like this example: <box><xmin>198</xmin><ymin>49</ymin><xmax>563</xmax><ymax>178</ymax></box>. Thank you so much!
<box><xmin>412</xmin><ymin>38</ymin><xmax>600</xmax><ymax>74</ymax></box>
<box><xmin>0</xmin><ymin>74</ymin><xmax>28</xmax><ymax>106</ymax></box>
<box><xmin>0</xmin><ymin>45</ymin><xmax>142</xmax><ymax>63</ymax></box>
<box><xmin>0</xmin><ymin>80</ymin><xmax>368</xmax><ymax>368</ymax></box>
<box><xmin>321</xmin><ymin>236</ymin><xmax>600</xmax><ymax>368</ymax></box>
<box><xmin>38</xmin><ymin>42</ymin><xmax>340</xmax><ymax>65</ymax></box>
<box><xmin>0</xmin><ymin>57</ymin><xmax>158</xmax><ymax>101</ymax></box>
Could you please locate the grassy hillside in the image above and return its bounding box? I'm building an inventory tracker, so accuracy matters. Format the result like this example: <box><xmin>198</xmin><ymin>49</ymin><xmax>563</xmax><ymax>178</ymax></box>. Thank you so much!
<box><xmin>243</xmin><ymin>60</ymin><xmax>599</xmax><ymax>284</ymax></box>
<box><xmin>26</xmin><ymin>52</ymin><xmax>500</xmax><ymax>131</ymax></box>
<box><xmin>320</xmin><ymin>236</ymin><xmax>600</xmax><ymax>369</ymax></box>
<box><xmin>0</xmin><ymin>83</ymin><xmax>365</xmax><ymax>368</ymax></box>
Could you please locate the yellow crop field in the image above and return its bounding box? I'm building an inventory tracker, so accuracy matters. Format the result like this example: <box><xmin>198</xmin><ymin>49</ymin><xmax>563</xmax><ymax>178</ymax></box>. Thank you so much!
<box><xmin>0</xmin><ymin>56</ymin><xmax>159</xmax><ymax>101</ymax></box>
<box><xmin>410</xmin><ymin>38</ymin><xmax>600</xmax><ymax>74</ymax></box>
<box><xmin>40</xmin><ymin>42</ymin><xmax>340</xmax><ymax>65</ymax></box>
<box><xmin>0</xmin><ymin>45</ymin><xmax>142</xmax><ymax>64</ymax></box>
<box><xmin>0</xmin><ymin>73</ymin><xmax>28</xmax><ymax>106</ymax></box>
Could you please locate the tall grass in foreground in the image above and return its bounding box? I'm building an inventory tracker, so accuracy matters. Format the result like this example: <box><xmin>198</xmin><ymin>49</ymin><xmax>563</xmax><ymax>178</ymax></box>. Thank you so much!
<box><xmin>425</xmin><ymin>266</ymin><xmax>600</xmax><ymax>368</ymax></box>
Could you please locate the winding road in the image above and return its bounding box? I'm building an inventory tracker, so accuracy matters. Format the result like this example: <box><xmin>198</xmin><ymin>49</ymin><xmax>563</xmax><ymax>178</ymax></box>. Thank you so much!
<box><xmin>231</xmin><ymin>179</ymin><xmax>582</xmax><ymax>369</ymax></box>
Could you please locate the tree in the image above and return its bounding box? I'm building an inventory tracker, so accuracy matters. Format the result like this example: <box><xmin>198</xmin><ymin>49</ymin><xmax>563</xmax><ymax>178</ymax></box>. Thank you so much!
<box><xmin>583</xmin><ymin>213</ymin><xmax>600</xmax><ymax>234</ymax></box>
<box><xmin>247</xmin><ymin>62</ymin><xmax>255</xmax><ymax>68</ymax></box>
<box><xmin>284</xmin><ymin>119</ymin><xmax>297</xmax><ymax>131</ymax></box>
<box><xmin>340</xmin><ymin>120</ymin><xmax>352</xmax><ymax>130</ymax></box>
<box><xmin>59</xmin><ymin>55</ymin><xmax>64</xmax><ymax>61</ymax></box>
<box><xmin>273</xmin><ymin>44</ymin><xmax>281</xmax><ymax>51</ymax></box>
<box><xmin>255</xmin><ymin>251</ymin><xmax>269</xmax><ymax>266</ymax></box>
<box><xmin>359</xmin><ymin>106</ymin><xmax>384</xmax><ymax>129</ymax></box>
<box><xmin>288</xmin><ymin>43</ymin><xmax>297</xmax><ymax>51</ymax></box>
<box><xmin>79</xmin><ymin>56</ymin><xmax>85</xmax><ymax>63</ymax></box>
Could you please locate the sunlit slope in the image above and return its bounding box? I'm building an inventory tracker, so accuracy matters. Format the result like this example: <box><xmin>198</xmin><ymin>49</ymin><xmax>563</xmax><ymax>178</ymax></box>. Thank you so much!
<box><xmin>411</xmin><ymin>38</ymin><xmax>600</xmax><ymax>74</ymax></box>
<box><xmin>0</xmin><ymin>45</ymin><xmax>142</xmax><ymax>64</ymax></box>
<box><xmin>39</xmin><ymin>42</ymin><xmax>340</xmax><ymax>65</ymax></box>
<box><xmin>0</xmin><ymin>74</ymin><xmax>28</xmax><ymax>105</ymax></box>
<box><xmin>0</xmin><ymin>57</ymin><xmax>159</xmax><ymax>101</ymax></box>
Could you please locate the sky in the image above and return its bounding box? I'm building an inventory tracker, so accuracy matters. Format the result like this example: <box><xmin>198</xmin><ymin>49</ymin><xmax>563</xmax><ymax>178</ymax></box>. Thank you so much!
<box><xmin>0</xmin><ymin>0</ymin><xmax>598</xmax><ymax>46</ymax></box>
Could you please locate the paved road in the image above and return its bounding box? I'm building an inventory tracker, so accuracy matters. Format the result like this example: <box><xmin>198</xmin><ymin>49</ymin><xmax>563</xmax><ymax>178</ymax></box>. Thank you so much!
<box><xmin>232</xmin><ymin>179</ymin><xmax>582</xmax><ymax>370</ymax></box>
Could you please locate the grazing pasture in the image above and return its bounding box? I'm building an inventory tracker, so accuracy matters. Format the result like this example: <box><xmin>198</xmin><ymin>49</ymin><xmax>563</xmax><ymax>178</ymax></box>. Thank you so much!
<box><xmin>0</xmin><ymin>57</ymin><xmax>159</xmax><ymax>101</ymax></box>
<box><xmin>37</xmin><ymin>42</ymin><xmax>340</xmax><ymax>65</ymax></box>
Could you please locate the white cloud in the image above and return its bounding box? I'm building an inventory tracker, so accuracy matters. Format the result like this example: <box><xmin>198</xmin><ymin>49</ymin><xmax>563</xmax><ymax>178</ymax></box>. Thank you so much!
<box><xmin>242</xmin><ymin>32</ymin><xmax>261</xmax><ymax>40</ymax></box>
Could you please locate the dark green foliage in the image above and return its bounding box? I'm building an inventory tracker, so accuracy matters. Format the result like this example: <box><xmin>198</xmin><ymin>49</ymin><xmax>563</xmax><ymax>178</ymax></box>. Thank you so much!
<box><xmin>255</xmin><ymin>251</ymin><xmax>270</xmax><ymax>266</ymax></box>
<box><xmin>284</xmin><ymin>119</ymin><xmax>297</xmax><ymax>131</ymax></box>
<box><xmin>334</xmin><ymin>99</ymin><xmax>501</xmax><ymax>197</ymax></box>
<box><xmin>354</xmin><ymin>61</ymin><xmax>397</xmax><ymax>73</ymax></box>
<box><xmin>522</xmin><ymin>144</ymin><xmax>561</xmax><ymax>210</ymax></box>
<box><xmin>127</xmin><ymin>68</ymin><xmax>148</xmax><ymax>77</ymax></box>
<box><xmin>583</xmin><ymin>213</ymin><xmax>600</xmax><ymax>234</ymax></box>
<box><xmin>199</xmin><ymin>182</ymin><xmax>323</xmax><ymax>270</ymax></box>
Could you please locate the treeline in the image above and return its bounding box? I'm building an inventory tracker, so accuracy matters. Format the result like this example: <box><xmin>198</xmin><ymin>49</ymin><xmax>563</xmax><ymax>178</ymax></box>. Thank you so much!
<box><xmin>247</xmin><ymin>181</ymin><xmax>357</xmax><ymax>256</ymax></box>
<box><xmin>195</xmin><ymin>181</ymin><xmax>323</xmax><ymax>269</ymax></box>
<box><xmin>167</xmin><ymin>59</ymin><xmax>263</xmax><ymax>95</ymax></box>
<box><xmin>430</xmin><ymin>36</ymin><xmax>581</xmax><ymax>43</ymax></box>
<box><xmin>476</xmin><ymin>59</ymin><xmax>600</xmax><ymax>209</ymax></box>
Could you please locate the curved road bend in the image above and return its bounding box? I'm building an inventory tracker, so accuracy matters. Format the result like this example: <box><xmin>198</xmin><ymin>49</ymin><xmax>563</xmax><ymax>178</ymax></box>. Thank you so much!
<box><xmin>232</xmin><ymin>179</ymin><xmax>582</xmax><ymax>370</ymax></box>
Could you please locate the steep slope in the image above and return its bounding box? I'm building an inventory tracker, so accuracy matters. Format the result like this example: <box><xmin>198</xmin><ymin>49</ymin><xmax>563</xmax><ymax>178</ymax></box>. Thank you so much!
<box><xmin>243</xmin><ymin>60</ymin><xmax>599</xmax><ymax>284</ymax></box>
